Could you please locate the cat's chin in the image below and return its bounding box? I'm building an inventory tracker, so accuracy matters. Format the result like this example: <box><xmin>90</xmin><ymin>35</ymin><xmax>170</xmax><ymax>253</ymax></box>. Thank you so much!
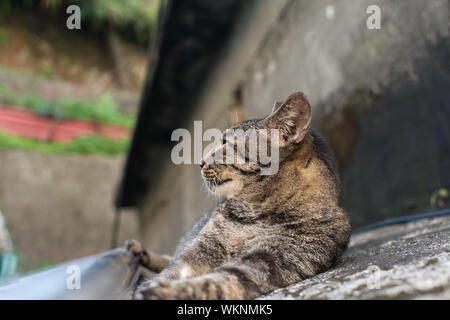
<box><xmin>207</xmin><ymin>179</ymin><xmax>243</xmax><ymax>197</ymax></box>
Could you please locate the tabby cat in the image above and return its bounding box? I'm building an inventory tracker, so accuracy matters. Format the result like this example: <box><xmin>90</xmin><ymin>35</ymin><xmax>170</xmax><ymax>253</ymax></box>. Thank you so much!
<box><xmin>134</xmin><ymin>92</ymin><xmax>351</xmax><ymax>299</ymax></box>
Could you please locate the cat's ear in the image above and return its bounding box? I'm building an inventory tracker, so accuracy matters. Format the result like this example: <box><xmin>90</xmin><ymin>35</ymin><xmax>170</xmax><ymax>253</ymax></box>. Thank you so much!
<box><xmin>266</xmin><ymin>92</ymin><xmax>312</xmax><ymax>147</ymax></box>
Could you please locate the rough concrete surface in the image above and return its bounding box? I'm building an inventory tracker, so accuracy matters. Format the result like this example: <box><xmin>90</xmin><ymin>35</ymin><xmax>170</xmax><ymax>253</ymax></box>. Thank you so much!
<box><xmin>261</xmin><ymin>216</ymin><xmax>450</xmax><ymax>299</ymax></box>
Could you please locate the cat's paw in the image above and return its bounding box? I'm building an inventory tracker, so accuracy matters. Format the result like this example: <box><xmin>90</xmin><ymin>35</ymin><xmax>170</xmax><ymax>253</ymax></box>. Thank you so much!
<box><xmin>125</xmin><ymin>239</ymin><xmax>145</xmax><ymax>256</ymax></box>
<box><xmin>125</xmin><ymin>239</ymin><xmax>154</xmax><ymax>272</ymax></box>
<box><xmin>134</xmin><ymin>279</ymin><xmax>199</xmax><ymax>300</ymax></box>
<box><xmin>135</xmin><ymin>279</ymin><xmax>171</xmax><ymax>300</ymax></box>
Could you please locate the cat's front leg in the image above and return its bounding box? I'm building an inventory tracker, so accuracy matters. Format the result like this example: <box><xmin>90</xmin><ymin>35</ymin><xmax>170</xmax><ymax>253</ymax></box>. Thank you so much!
<box><xmin>126</xmin><ymin>239</ymin><xmax>172</xmax><ymax>273</ymax></box>
<box><xmin>136</xmin><ymin>254</ymin><xmax>283</xmax><ymax>300</ymax></box>
<box><xmin>135</xmin><ymin>272</ymin><xmax>245</xmax><ymax>300</ymax></box>
<box><xmin>135</xmin><ymin>244</ymin><xmax>223</xmax><ymax>296</ymax></box>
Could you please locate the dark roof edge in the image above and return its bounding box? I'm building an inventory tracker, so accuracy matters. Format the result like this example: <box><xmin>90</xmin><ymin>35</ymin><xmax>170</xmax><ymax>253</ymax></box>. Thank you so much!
<box><xmin>114</xmin><ymin>0</ymin><xmax>172</xmax><ymax>208</ymax></box>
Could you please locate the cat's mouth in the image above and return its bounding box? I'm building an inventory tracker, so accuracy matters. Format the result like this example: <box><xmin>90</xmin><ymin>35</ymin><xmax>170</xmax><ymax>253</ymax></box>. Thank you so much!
<box><xmin>214</xmin><ymin>178</ymin><xmax>233</xmax><ymax>187</ymax></box>
<box><xmin>202</xmin><ymin>172</ymin><xmax>243</xmax><ymax>196</ymax></box>
<box><xmin>201</xmin><ymin>169</ymin><xmax>236</xmax><ymax>192</ymax></box>
<box><xmin>203</xmin><ymin>176</ymin><xmax>233</xmax><ymax>189</ymax></box>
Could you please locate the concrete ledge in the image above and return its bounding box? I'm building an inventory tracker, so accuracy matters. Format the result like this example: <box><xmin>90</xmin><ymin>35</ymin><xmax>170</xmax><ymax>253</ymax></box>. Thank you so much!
<box><xmin>261</xmin><ymin>215</ymin><xmax>450</xmax><ymax>299</ymax></box>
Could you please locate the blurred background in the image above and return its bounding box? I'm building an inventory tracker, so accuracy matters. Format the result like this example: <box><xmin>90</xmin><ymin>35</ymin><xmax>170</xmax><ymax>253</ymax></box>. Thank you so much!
<box><xmin>0</xmin><ymin>0</ymin><xmax>449</xmax><ymax>279</ymax></box>
<box><xmin>0</xmin><ymin>0</ymin><xmax>159</xmax><ymax>274</ymax></box>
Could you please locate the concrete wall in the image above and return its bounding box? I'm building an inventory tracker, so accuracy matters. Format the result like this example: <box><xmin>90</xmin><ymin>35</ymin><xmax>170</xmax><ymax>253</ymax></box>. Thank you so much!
<box><xmin>0</xmin><ymin>151</ymin><xmax>139</xmax><ymax>270</ymax></box>
<box><xmin>239</xmin><ymin>0</ymin><xmax>450</xmax><ymax>226</ymax></box>
<box><xmin>0</xmin><ymin>209</ymin><xmax>12</xmax><ymax>252</ymax></box>
<box><xmin>139</xmin><ymin>0</ymin><xmax>450</xmax><ymax>255</ymax></box>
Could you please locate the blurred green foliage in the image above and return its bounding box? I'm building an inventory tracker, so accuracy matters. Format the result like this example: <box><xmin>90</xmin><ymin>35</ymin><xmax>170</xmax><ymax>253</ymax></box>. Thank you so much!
<box><xmin>0</xmin><ymin>26</ymin><xmax>8</xmax><ymax>48</ymax></box>
<box><xmin>77</xmin><ymin>0</ymin><xmax>160</xmax><ymax>43</ymax></box>
<box><xmin>0</xmin><ymin>83</ymin><xmax>135</xmax><ymax>128</ymax></box>
<box><xmin>0</xmin><ymin>130</ymin><xmax>130</xmax><ymax>155</ymax></box>
<box><xmin>0</xmin><ymin>0</ymin><xmax>160</xmax><ymax>45</ymax></box>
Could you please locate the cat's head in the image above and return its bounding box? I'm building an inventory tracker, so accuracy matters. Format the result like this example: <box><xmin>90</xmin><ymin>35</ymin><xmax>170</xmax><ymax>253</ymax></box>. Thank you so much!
<box><xmin>200</xmin><ymin>92</ymin><xmax>326</xmax><ymax>202</ymax></box>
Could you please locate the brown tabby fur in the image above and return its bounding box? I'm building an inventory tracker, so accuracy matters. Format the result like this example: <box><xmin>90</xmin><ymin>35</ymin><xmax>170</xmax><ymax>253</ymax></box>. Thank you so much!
<box><xmin>135</xmin><ymin>92</ymin><xmax>351</xmax><ymax>300</ymax></box>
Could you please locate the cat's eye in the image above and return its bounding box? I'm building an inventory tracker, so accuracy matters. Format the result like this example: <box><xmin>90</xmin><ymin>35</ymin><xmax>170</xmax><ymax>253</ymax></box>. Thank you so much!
<box><xmin>222</xmin><ymin>136</ymin><xmax>227</xmax><ymax>145</ymax></box>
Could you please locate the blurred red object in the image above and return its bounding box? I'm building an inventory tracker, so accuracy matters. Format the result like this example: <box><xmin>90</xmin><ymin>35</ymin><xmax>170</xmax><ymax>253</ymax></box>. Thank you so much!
<box><xmin>0</xmin><ymin>105</ymin><xmax>129</xmax><ymax>142</ymax></box>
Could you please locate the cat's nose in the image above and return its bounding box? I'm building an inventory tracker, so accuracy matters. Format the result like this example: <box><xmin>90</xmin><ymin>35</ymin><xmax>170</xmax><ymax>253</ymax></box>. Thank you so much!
<box><xmin>200</xmin><ymin>159</ymin><xmax>206</xmax><ymax>169</ymax></box>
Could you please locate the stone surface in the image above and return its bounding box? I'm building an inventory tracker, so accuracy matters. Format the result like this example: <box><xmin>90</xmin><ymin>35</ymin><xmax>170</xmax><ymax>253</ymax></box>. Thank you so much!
<box><xmin>261</xmin><ymin>216</ymin><xmax>450</xmax><ymax>300</ymax></box>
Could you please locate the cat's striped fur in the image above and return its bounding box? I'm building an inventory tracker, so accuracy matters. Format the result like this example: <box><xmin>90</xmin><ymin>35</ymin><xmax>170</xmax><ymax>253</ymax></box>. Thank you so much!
<box><xmin>135</xmin><ymin>92</ymin><xmax>351</xmax><ymax>299</ymax></box>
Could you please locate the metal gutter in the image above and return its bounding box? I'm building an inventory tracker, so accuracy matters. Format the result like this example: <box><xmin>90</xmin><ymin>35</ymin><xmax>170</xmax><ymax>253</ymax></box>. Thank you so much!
<box><xmin>0</xmin><ymin>248</ymin><xmax>140</xmax><ymax>300</ymax></box>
